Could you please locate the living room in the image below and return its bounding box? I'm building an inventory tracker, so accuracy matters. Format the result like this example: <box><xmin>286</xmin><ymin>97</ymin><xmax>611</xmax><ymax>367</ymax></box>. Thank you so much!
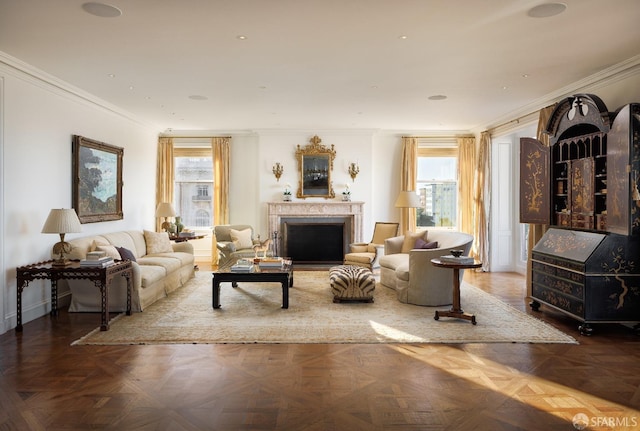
<box><xmin>1</xmin><ymin>2</ymin><xmax>640</xmax><ymax>428</ymax></box>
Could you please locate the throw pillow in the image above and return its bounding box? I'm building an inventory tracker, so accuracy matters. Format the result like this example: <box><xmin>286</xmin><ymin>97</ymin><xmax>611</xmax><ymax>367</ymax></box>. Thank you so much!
<box><xmin>144</xmin><ymin>230</ymin><xmax>173</xmax><ymax>254</ymax></box>
<box><xmin>96</xmin><ymin>245</ymin><xmax>122</xmax><ymax>260</ymax></box>
<box><xmin>230</xmin><ymin>228</ymin><xmax>253</xmax><ymax>249</ymax></box>
<box><xmin>401</xmin><ymin>230</ymin><xmax>428</xmax><ymax>253</ymax></box>
<box><xmin>116</xmin><ymin>246</ymin><xmax>137</xmax><ymax>262</ymax></box>
<box><xmin>415</xmin><ymin>238</ymin><xmax>439</xmax><ymax>249</ymax></box>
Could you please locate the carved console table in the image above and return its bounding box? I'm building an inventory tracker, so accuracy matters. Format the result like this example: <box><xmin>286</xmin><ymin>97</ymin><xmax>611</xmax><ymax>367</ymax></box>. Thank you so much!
<box><xmin>15</xmin><ymin>260</ymin><xmax>133</xmax><ymax>333</ymax></box>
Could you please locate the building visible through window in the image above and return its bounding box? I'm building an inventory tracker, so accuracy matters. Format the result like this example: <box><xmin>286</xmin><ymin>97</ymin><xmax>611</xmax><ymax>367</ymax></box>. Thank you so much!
<box><xmin>174</xmin><ymin>152</ymin><xmax>213</xmax><ymax>228</ymax></box>
<box><xmin>416</xmin><ymin>145</ymin><xmax>458</xmax><ymax>229</ymax></box>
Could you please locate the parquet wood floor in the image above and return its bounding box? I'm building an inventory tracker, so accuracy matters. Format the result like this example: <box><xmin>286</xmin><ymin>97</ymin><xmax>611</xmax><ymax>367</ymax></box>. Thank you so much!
<box><xmin>1</xmin><ymin>270</ymin><xmax>639</xmax><ymax>430</ymax></box>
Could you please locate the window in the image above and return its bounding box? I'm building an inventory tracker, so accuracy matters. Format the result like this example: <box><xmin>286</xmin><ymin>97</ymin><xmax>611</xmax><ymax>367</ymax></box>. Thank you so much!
<box><xmin>173</xmin><ymin>147</ymin><xmax>213</xmax><ymax>229</ymax></box>
<box><xmin>416</xmin><ymin>145</ymin><xmax>458</xmax><ymax>229</ymax></box>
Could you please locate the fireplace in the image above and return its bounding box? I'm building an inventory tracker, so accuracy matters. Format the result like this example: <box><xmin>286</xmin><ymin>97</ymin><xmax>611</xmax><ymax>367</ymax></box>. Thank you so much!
<box><xmin>267</xmin><ymin>201</ymin><xmax>364</xmax><ymax>265</ymax></box>
<box><xmin>281</xmin><ymin>217</ymin><xmax>350</xmax><ymax>264</ymax></box>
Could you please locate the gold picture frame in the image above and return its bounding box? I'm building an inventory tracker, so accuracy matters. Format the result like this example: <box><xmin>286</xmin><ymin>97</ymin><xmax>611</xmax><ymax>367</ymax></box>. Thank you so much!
<box><xmin>72</xmin><ymin>135</ymin><xmax>124</xmax><ymax>223</ymax></box>
<box><xmin>296</xmin><ymin>135</ymin><xmax>336</xmax><ymax>199</ymax></box>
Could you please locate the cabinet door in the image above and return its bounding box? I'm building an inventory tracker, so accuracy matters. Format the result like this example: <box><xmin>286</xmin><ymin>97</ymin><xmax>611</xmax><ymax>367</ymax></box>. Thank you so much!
<box><xmin>520</xmin><ymin>137</ymin><xmax>550</xmax><ymax>224</ymax></box>
<box><xmin>606</xmin><ymin>105</ymin><xmax>632</xmax><ymax>235</ymax></box>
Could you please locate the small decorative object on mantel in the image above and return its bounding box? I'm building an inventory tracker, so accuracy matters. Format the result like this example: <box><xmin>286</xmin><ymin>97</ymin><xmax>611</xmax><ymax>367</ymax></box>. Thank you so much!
<box><xmin>283</xmin><ymin>183</ymin><xmax>292</xmax><ymax>201</ymax></box>
<box><xmin>342</xmin><ymin>184</ymin><xmax>351</xmax><ymax>201</ymax></box>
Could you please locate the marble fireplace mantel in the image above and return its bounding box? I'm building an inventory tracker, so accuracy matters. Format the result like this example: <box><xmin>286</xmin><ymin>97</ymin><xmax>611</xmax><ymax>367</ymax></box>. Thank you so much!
<box><xmin>267</xmin><ymin>201</ymin><xmax>364</xmax><ymax>244</ymax></box>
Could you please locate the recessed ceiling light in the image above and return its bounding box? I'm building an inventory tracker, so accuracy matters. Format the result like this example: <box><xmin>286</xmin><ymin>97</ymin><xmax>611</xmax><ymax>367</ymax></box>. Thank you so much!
<box><xmin>527</xmin><ymin>3</ymin><xmax>567</xmax><ymax>18</ymax></box>
<box><xmin>188</xmin><ymin>95</ymin><xmax>208</xmax><ymax>100</ymax></box>
<box><xmin>128</xmin><ymin>86</ymin><xmax>134</xmax><ymax>90</ymax></box>
<box><xmin>107</xmin><ymin>73</ymin><xmax>115</xmax><ymax>78</ymax></box>
<box><xmin>522</xmin><ymin>74</ymin><xmax>529</xmax><ymax>78</ymax></box>
<box><xmin>82</xmin><ymin>2</ymin><xmax>122</xmax><ymax>18</ymax></box>
<box><xmin>398</xmin><ymin>35</ymin><xmax>408</xmax><ymax>40</ymax></box>
<box><xmin>237</xmin><ymin>35</ymin><xmax>247</xmax><ymax>40</ymax></box>
<box><xmin>428</xmin><ymin>95</ymin><xmax>447</xmax><ymax>101</ymax></box>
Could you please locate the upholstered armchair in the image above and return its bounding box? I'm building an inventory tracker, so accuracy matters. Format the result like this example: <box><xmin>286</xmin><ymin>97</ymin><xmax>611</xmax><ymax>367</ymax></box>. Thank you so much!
<box><xmin>214</xmin><ymin>224</ymin><xmax>272</xmax><ymax>269</ymax></box>
<box><xmin>379</xmin><ymin>230</ymin><xmax>474</xmax><ymax>306</ymax></box>
<box><xmin>343</xmin><ymin>222</ymin><xmax>399</xmax><ymax>270</ymax></box>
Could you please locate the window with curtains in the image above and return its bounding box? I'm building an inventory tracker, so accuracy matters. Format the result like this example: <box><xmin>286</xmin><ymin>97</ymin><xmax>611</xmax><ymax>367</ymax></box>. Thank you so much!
<box><xmin>173</xmin><ymin>148</ymin><xmax>213</xmax><ymax>229</ymax></box>
<box><xmin>416</xmin><ymin>146</ymin><xmax>458</xmax><ymax>229</ymax></box>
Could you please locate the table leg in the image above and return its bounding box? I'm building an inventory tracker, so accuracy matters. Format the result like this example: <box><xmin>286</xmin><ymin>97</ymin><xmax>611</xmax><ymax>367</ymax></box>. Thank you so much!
<box><xmin>99</xmin><ymin>281</ymin><xmax>109</xmax><ymax>331</ymax></box>
<box><xmin>16</xmin><ymin>280</ymin><xmax>26</xmax><ymax>332</ymax></box>
<box><xmin>434</xmin><ymin>268</ymin><xmax>476</xmax><ymax>324</ymax></box>
<box><xmin>124</xmin><ymin>271</ymin><xmax>132</xmax><ymax>316</ymax></box>
<box><xmin>50</xmin><ymin>279</ymin><xmax>59</xmax><ymax>317</ymax></box>
<box><xmin>281</xmin><ymin>278</ymin><xmax>289</xmax><ymax>309</ymax></box>
<box><xmin>212</xmin><ymin>278</ymin><xmax>221</xmax><ymax>309</ymax></box>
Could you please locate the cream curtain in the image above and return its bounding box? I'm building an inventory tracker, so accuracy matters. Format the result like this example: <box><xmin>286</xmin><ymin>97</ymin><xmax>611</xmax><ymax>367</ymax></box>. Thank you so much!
<box><xmin>473</xmin><ymin>132</ymin><xmax>491</xmax><ymax>270</ymax></box>
<box><xmin>526</xmin><ymin>105</ymin><xmax>556</xmax><ymax>296</ymax></box>
<box><xmin>399</xmin><ymin>137</ymin><xmax>418</xmax><ymax>233</ymax></box>
<box><xmin>211</xmin><ymin>137</ymin><xmax>230</xmax><ymax>266</ymax></box>
<box><xmin>155</xmin><ymin>137</ymin><xmax>174</xmax><ymax>232</ymax></box>
<box><xmin>457</xmin><ymin>137</ymin><xmax>475</xmax><ymax>236</ymax></box>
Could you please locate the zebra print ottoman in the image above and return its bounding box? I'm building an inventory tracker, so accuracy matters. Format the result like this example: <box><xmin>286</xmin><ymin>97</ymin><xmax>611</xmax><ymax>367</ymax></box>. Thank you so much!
<box><xmin>329</xmin><ymin>265</ymin><xmax>376</xmax><ymax>303</ymax></box>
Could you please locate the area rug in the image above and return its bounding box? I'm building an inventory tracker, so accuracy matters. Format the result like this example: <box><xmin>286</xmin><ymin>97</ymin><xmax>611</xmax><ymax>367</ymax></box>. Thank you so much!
<box><xmin>72</xmin><ymin>271</ymin><xmax>577</xmax><ymax>345</ymax></box>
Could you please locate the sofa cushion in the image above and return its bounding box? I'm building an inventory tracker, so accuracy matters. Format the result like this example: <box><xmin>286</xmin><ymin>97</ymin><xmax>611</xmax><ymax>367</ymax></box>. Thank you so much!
<box><xmin>137</xmin><ymin>255</ymin><xmax>182</xmax><ymax>273</ymax></box>
<box><xmin>144</xmin><ymin>230</ymin><xmax>173</xmax><ymax>254</ymax></box>
<box><xmin>415</xmin><ymin>238</ymin><xmax>438</xmax><ymax>249</ymax></box>
<box><xmin>116</xmin><ymin>246</ymin><xmax>137</xmax><ymax>262</ymax></box>
<box><xmin>230</xmin><ymin>228</ymin><xmax>253</xmax><ymax>249</ymax></box>
<box><xmin>401</xmin><ymin>230</ymin><xmax>427</xmax><ymax>253</ymax></box>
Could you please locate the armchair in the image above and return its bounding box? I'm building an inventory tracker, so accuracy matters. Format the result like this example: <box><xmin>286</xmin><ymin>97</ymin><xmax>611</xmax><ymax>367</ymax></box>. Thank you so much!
<box><xmin>343</xmin><ymin>222</ymin><xmax>399</xmax><ymax>270</ymax></box>
<box><xmin>379</xmin><ymin>230</ymin><xmax>473</xmax><ymax>306</ymax></box>
<box><xmin>214</xmin><ymin>224</ymin><xmax>273</xmax><ymax>269</ymax></box>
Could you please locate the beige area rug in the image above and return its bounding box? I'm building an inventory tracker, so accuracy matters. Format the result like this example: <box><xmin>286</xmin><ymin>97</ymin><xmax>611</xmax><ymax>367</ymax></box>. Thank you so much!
<box><xmin>72</xmin><ymin>271</ymin><xmax>577</xmax><ymax>345</ymax></box>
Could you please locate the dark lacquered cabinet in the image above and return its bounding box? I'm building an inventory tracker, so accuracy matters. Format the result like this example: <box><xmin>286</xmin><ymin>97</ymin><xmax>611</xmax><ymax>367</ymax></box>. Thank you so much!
<box><xmin>520</xmin><ymin>94</ymin><xmax>640</xmax><ymax>335</ymax></box>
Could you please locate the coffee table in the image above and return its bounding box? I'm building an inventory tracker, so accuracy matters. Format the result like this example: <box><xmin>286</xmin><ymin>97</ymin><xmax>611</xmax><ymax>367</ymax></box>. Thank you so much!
<box><xmin>212</xmin><ymin>261</ymin><xmax>293</xmax><ymax>309</ymax></box>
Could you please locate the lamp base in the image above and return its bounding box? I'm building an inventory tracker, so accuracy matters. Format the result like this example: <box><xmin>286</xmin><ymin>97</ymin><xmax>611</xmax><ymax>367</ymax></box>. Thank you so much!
<box><xmin>51</xmin><ymin>258</ymin><xmax>73</xmax><ymax>267</ymax></box>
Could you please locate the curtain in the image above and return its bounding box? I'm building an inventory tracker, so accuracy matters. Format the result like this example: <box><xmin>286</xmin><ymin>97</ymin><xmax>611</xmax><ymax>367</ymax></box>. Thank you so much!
<box><xmin>155</xmin><ymin>137</ymin><xmax>174</xmax><ymax>232</ymax></box>
<box><xmin>526</xmin><ymin>104</ymin><xmax>556</xmax><ymax>295</ymax></box>
<box><xmin>211</xmin><ymin>137</ymin><xmax>230</xmax><ymax>266</ymax></box>
<box><xmin>473</xmin><ymin>132</ymin><xmax>491</xmax><ymax>270</ymax></box>
<box><xmin>399</xmin><ymin>137</ymin><xmax>418</xmax><ymax>233</ymax></box>
<box><xmin>457</xmin><ymin>137</ymin><xmax>475</xmax><ymax>236</ymax></box>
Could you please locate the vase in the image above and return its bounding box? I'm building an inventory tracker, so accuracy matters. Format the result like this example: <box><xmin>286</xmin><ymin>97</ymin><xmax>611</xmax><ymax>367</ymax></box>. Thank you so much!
<box><xmin>342</xmin><ymin>194</ymin><xmax>351</xmax><ymax>202</ymax></box>
<box><xmin>283</xmin><ymin>194</ymin><xmax>292</xmax><ymax>201</ymax></box>
<box><xmin>175</xmin><ymin>216</ymin><xmax>184</xmax><ymax>234</ymax></box>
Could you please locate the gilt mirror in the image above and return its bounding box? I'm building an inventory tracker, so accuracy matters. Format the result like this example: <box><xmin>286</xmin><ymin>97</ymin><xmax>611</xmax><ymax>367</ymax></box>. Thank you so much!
<box><xmin>296</xmin><ymin>135</ymin><xmax>336</xmax><ymax>199</ymax></box>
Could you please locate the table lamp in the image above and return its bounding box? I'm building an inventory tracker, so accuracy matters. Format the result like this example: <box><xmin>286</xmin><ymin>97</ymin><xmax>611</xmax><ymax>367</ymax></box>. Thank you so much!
<box><xmin>155</xmin><ymin>202</ymin><xmax>176</xmax><ymax>232</ymax></box>
<box><xmin>41</xmin><ymin>208</ymin><xmax>82</xmax><ymax>267</ymax></box>
<box><xmin>394</xmin><ymin>190</ymin><xmax>421</xmax><ymax>208</ymax></box>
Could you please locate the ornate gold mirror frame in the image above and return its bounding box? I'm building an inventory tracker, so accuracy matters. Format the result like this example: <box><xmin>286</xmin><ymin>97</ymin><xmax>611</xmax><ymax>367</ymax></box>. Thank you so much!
<box><xmin>296</xmin><ymin>135</ymin><xmax>336</xmax><ymax>199</ymax></box>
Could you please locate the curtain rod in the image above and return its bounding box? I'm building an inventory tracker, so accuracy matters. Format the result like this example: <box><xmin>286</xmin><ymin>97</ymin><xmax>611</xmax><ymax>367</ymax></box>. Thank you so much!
<box><xmin>401</xmin><ymin>135</ymin><xmax>474</xmax><ymax>139</ymax></box>
<box><xmin>159</xmin><ymin>135</ymin><xmax>232</xmax><ymax>139</ymax></box>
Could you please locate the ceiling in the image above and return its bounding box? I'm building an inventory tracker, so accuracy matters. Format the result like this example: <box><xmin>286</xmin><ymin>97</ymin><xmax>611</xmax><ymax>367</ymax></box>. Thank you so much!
<box><xmin>1</xmin><ymin>0</ymin><xmax>640</xmax><ymax>133</ymax></box>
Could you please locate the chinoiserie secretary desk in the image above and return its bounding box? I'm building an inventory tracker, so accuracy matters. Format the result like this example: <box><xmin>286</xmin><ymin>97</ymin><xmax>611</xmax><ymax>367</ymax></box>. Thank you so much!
<box><xmin>520</xmin><ymin>94</ymin><xmax>640</xmax><ymax>335</ymax></box>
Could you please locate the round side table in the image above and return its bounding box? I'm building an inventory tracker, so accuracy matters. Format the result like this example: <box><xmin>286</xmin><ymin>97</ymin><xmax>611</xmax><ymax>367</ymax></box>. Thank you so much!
<box><xmin>430</xmin><ymin>258</ymin><xmax>482</xmax><ymax>325</ymax></box>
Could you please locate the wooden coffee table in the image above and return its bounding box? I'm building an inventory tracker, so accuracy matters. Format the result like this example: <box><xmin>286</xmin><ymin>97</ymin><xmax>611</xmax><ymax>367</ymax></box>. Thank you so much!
<box><xmin>212</xmin><ymin>261</ymin><xmax>293</xmax><ymax>309</ymax></box>
<box><xmin>430</xmin><ymin>258</ymin><xmax>482</xmax><ymax>325</ymax></box>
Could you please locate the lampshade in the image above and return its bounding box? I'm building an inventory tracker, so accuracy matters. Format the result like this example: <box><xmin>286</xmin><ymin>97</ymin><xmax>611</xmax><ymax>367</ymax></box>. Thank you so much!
<box><xmin>155</xmin><ymin>202</ymin><xmax>176</xmax><ymax>218</ymax></box>
<box><xmin>41</xmin><ymin>208</ymin><xmax>82</xmax><ymax>234</ymax></box>
<box><xmin>394</xmin><ymin>191</ymin><xmax>421</xmax><ymax>208</ymax></box>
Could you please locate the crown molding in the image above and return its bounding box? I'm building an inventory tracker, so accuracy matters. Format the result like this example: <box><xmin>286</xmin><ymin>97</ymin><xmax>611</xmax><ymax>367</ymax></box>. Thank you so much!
<box><xmin>0</xmin><ymin>50</ymin><xmax>159</xmax><ymax>131</ymax></box>
<box><xmin>478</xmin><ymin>54</ymin><xmax>640</xmax><ymax>134</ymax></box>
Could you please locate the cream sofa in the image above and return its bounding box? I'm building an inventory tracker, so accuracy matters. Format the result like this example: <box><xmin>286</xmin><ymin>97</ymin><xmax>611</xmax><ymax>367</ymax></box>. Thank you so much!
<box><xmin>58</xmin><ymin>230</ymin><xmax>195</xmax><ymax>312</ymax></box>
<box><xmin>379</xmin><ymin>230</ymin><xmax>474</xmax><ymax>306</ymax></box>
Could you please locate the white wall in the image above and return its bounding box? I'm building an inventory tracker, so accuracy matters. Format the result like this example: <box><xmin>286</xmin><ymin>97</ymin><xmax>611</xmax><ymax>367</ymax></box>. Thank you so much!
<box><xmin>1</xmin><ymin>62</ymin><xmax>159</xmax><ymax>334</ymax></box>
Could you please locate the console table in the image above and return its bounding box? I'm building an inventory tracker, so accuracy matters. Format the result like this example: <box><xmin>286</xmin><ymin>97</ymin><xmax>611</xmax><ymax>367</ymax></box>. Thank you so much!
<box><xmin>15</xmin><ymin>260</ymin><xmax>133</xmax><ymax>332</ymax></box>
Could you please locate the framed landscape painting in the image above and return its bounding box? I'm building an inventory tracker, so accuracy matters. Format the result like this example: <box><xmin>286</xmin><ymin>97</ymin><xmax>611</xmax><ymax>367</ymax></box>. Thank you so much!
<box><xmin>72</xmin><ymin>135</ymin><xmax>123</xmax><ymax>223</ymax></box>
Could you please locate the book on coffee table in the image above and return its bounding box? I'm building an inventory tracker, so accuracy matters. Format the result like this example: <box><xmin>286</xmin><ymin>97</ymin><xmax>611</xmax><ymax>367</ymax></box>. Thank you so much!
<box><xmin>439</xmin><ymin>255</ymin><xmax>475</xmax><ymax>265</ymax></box>
<box><xmin>258</xmin><ymin>257</ymin><xmax>284</xmax><ymax>268</ymax></box>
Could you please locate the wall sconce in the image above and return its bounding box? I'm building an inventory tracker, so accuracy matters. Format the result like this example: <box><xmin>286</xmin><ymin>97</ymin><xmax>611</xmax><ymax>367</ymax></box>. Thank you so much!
<box><xmin>348</xmin><ymin>162</ymin><xmax>360</xmax><ymax>182</ymax></box>
<box><xmin>272</xmin><ymin>162</ymin><xmax>284</xmax><ymax>181</ymax></box>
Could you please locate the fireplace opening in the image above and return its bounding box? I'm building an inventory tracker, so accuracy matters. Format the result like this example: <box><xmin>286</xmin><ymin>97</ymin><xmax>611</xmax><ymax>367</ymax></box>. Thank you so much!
<box><xmin>281</xmin><ymin>217</ymin><xmax>351</xmax><ymax>265</ymax></box>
